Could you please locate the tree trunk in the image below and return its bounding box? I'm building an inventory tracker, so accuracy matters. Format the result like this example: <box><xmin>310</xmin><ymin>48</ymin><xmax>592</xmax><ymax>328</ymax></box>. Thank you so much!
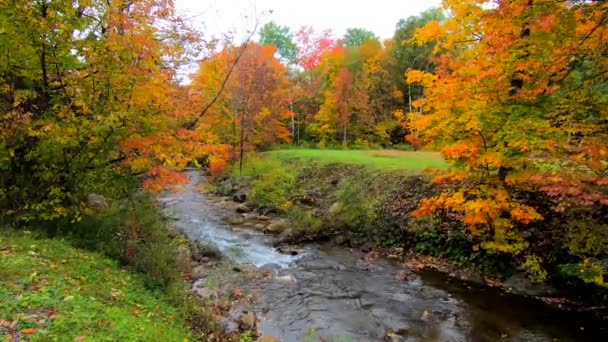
<box><xmin>239</xmin><ymin>110</ymin><xmax>245</xmax><ymax>176</ymax></box>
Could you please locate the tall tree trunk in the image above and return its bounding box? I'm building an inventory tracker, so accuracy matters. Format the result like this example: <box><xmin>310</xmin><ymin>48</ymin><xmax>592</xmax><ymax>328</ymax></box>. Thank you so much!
<box><xmin>239</xmin><ymin>110</ymin><xmax>245</xmax><ymax>176</ymax></box>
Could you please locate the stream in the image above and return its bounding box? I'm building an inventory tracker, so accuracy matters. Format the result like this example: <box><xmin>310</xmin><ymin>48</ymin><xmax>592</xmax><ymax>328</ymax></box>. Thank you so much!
<box><xmin>160</xmin><ymin>171</ymin><xmax>607</xmax><ymax>342</ymax></box>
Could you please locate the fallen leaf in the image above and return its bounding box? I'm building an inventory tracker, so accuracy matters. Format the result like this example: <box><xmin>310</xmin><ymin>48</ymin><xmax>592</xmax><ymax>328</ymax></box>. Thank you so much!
<box><xmin>74</xmin><ymin>336</ymin><xmax>86</xmax><ymax>342</ymax></box>
<box><xmin>20</xmin><ymin>328</ymin><xmax>36</xmax><ymax>334</ymax></box>
<box><xmin>132</xmin><ymin>309</ymin><xmax>141</xmax><ymax>316</ymax></box>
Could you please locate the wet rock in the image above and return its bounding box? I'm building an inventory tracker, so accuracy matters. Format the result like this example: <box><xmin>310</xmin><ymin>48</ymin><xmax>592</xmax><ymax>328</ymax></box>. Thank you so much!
<box><xmin>191</xmin><ymin>265</ymin><xmax>208</xmax><ymax>279</ymax></box>
<box><xmin>236</xmin><ymin>203</ymin><xmax>252</xmax><ymax>213</ymax></box>
<box><xmin>333</xmin><ymin>263</ymin><xmax>347</xmax><ymax>271</ymax></box>
<box><xmin>275</xmin><ymin>228</ymin><xmax>294</xmax><ymax>243</ymax></box>
<box><xmin>232</xmin><ymin>191</ymin><xmax>247</xmax><ymax>203</ymax></box>
<box><xmin>334</xmin><ymin>233</ymin><xmax>350</xmax><ymax>246</ymax></box>
<box><xmin>217</xmin><ymin>179</ymin><xmax>233</xmax><ymax>196</ymax></box>
<box><xmin>259</xmin><ymin>263</ymin><xmax>282</xmax><ymax>275</ymax></box>
<box><xmin>225</xmin><ymin>215</ymin><xmax>245</xmax><ymax>225</ymax></box>
<box><xmin>254</xmin><ymin>223</ymin><xmax>266</xmax><ymax>230</ymax></box>
<box><xmin>242</xmin><ymin>213</ymin><xmax>258</xmax><ymax>220</ymax></box>
<box><xmin>504</xmin><ymin>274</ymin><xmax>557</xmax><ymax>297</ymax></box>
<box><xmin>258</xmin><ymin>336</ymin><xmax>280</xmax><ymax>342</ymax></box>
<box><xmin>238</xmin><ymin>310</ymin><xmax>256</xmax><ymax>330</ymax></box>
<box><xmin>360</xmin><ymin>241</ymin><xmax>374</xmax><ymax>253</ymax></box>
<box><xmin>277</xmin><ymin>246</ymin><xmax>304</xmax><ymax>256</ymax></box>
<box><xmin>86</xmin><ymin>193</ymin><xmax>108</xmax><ymax>209</ymax></box>
<box><xmin>189</xmin><ymin>240</ymin><xmax>221</xmax><ymax>262</ymax></box>
<box><xmin>265</xmin><ymin>220</ymin><xmax>288</xmax><ymax>234</ymax></box>
<box><xmin>191</xmin><ymin>286</ymin><xmax>218</xmax><ymax>301</ymax></box>
<box><xmin>461</xmin><ymin>273</ymin><xmax>485</xmax><ymax>286</ymax></box>
<box><xmin>220</xmin><ymin>307</ymin><xmax>242</xmax><ymax>334</ymax></box>
<box><xmin>233</xmin><ymin>263</ymin><xmax>257</xmax><ymax>274</ymax></box>
<box><xmin>257</xmin><ymin>215</ymin><xmax>271</xmax><ymax>221</ymax></box>
<box><xmin>396</xmin><ymin>270</ymin><xmax>415</xmax><ymax>281</ymax></box>
<box><xmin>274</xmin><ymin>274</ymin><xmax>296</xmax><ymax>282</ymax></box>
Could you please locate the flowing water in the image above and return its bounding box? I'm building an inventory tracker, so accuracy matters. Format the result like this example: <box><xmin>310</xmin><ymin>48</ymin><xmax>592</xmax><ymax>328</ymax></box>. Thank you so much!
<box><xmin>160</xmin><ymin>171</ymin><xmax>607</xmax><ymax>342</ymax></box>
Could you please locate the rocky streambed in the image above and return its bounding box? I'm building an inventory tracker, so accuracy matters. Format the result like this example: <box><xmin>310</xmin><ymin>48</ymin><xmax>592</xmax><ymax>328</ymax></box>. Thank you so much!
<box><xmin>160</xmin><ymin>171</ymin><xmax>607</xmax><ymax>341</ymax></box>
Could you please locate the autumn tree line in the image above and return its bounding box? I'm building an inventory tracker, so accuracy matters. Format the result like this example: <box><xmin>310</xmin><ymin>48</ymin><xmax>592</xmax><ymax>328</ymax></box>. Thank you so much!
<box><xmin>193</xmin><ymin>11</ymin><xmax>444</xmax><ymax>152</ymax></box>
<box><xmin>1</xmin><ymin>0</ymin><xmax>607</xmax><ymax>291</ymax></box>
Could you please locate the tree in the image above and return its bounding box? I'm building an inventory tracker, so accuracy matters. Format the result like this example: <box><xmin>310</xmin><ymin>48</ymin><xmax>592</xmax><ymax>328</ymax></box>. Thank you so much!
<box><xmin>388</xmin><ymin>8</ymin><xmax>444</xmax><ymax>111</ymax></box>
<box><xmin>295</xmin><ymin>26</ymin><xmax>335</xmax><ymax>70</ymax></box>
<box><xmin>407</xmin><ymin>0</ymin><xmax>608</xmax><ymax>280</ymax></box>
<box><xmin>259</xmin><ymin>21</ymin><xmax>298</xmax><ymax>64</ymax></box>
<box><xmin>343</xmin><ymin>28</ymin><xmax>378</xmax><ymax>47</ymax></box>
<box><xmin>191</xmin><ymin>43</ymin><xmax>293</xmax><ymax>173</ymax></box>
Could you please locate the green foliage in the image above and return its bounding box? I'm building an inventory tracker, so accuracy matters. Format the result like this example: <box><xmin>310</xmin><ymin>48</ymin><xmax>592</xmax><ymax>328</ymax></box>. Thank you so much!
<box><xmin>0</xmin><ymin>231</ymin><xmax>192</xmax><ymax>341</ymax></box>
<box><xmin>329</xmin><ymin>178</ymin><xmax>377</xmax><ymax>233</ymax></box>
<box><xmin>58</xmin><ymin>194</ymin><xmax>184</xmax><ymax>289</ymax></box>
<box><xmin>238</xmin><ymin>155</ymin><xmax>298</xmax><ymax>212</ymax></box>
<box><xmin>388</xmin><ymin>8</ymin><xmax>444</xmax><ymax>107</ymax></box>
<box><xmin>288</xmin><ymin>207</ymin><xmax>324</xmax><ymax>233</ymax></box>
<box><xmin>259</xmin><ymin>21</ymin><xmax>298</xmax><ymax>64</ymax></box>
<box><xmin>343</xmin><ymin>28</ymin><xmax>378</xmax><ymax>47</ymax></box>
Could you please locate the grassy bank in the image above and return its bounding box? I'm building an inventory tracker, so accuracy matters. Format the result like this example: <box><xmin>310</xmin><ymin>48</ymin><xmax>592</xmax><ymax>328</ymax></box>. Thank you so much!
<box><xmin>230</xmin><ymin>151</ymin><xmax>608</xmax><ymax>306</ymax></box>
<box><xmin>0</xmin><ymin>231</ymin><xmax>191</xmax><ymax>341</ymax></box>
<box><xmin>266</xmin><ymin>149</ymin><xmax>447</xmax><ymax>170</ymax></box>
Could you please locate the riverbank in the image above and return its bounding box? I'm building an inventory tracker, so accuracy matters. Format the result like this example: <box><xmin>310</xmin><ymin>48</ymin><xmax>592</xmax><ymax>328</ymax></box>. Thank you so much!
<box><xmin>0</xmin><ymin>231</ymin><xmax>193</xmax><ymax>341</ymax></box>
<box><xmin>212</xmin><ymin>152</ymin><xmax>608</xmax><ymax>314</ymax></box>
<box><xmin>165</xmin><ymin>170</ymin><xmax>608</xmax><ymax>340</ymax></box>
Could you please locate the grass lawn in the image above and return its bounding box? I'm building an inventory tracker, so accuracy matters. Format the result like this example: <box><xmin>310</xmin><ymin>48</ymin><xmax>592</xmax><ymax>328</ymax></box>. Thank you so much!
<box><xmin>265</xmin><ymin>149</ymin><xmax>448</xmax><ymax>170</ymax></box>
<box><xmin>0</xmin><ymin>231</ymin><xmax>191</xmax><ymax>341</ymax></box>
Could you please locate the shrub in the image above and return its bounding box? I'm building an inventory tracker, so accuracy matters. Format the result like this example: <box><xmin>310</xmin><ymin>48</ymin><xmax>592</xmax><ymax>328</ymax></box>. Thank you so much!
<box><xmin>54</xmin><ymin>194</ymin><xmax>184</xmax><ymax>289</ymax></box>
<box><xmin>240</xmin><ymin>155</ymin><xmax>298</xmax><ymax>213</ymax></box>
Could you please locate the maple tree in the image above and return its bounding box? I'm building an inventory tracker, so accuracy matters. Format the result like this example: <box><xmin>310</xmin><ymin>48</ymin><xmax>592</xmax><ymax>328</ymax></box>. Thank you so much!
<box><xmin>190</xmin><ymin>43</ymin><xmax>293</xmax><ymax>173</ymax></box>
<box><xmin>406</xmin><ymin>0</ymin><xmax>608</xmax><ymax>281</ymax></box>
<box><xmin>295</xmin><ymin>26</ymin><xmax>335</xmax><ymax>70</ymax></box>
<box><xmin>0</xmin><ymin>0</ymin><xmax>224</xmax><ymax>222</ymax></box>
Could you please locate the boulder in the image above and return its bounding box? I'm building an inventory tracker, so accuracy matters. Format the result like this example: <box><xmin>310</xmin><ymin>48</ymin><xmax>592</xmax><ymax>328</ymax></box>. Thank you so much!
<box><xmin>191</xmin><ymin>286</ymin><xmax>218</xmax><ymax>301</ymax></box>
<box><xmin>189</xmin><ymin>240</ymin><xmax>221</xmax><ymax>262</ymax></box>
<box><xmin>334</xmin><ymin>233</ymin><xmax>350</xmax><ymax>246</ymax></box>
<box><xmin>238</xmin><ymin>310</ymin><xmax>256</xmax><ymax>330</ymax></box>
<box><xmin>217</xmin><ymin>179</ymin><xmax>233</xmax><ymax>196</ymax></box>
<box><xmin>360</xmin><ymin>241</ymin><xmax>374</xmax><ymax>253</ymax></box>
<box><xmin>276</xmin><ymin>228</ymin><xmax>294</xmax><ymax>243</ymax></box>
<box><xmin>236</xmin><ymin>204</ymin><xmax>252</xmax><ymax>213</ymax></box>
<box><xmin>232</xmin><ymin>191</ymin><xmax>247</xmax><ymax>203</ymax></box>
<box><xmin>191</xmin><ymin>265</ymin><xmax>208</xmax><ymax>279</ymax></box>
<box><xmin>265</xmin><ymin>220</ymin><xmax>289</xmax><ymax>234</ymax></box>
<box><xmin>225</xmin><ymin>215</ymin><xmax>245</xmax><ymax>225</ymax></box>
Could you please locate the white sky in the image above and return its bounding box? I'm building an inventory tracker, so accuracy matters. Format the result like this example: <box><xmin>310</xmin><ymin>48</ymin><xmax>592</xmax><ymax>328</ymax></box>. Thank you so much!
<box><xmin>175</xmin><ymin>0</ymin><xmax>442</xmax><ymax>42</ymax></box>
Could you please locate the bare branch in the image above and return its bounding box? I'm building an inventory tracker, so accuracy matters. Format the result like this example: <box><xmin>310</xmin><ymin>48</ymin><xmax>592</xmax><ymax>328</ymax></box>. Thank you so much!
<box><xmin>185</xmin><ymin>22</ymin><xmax>259</xmax><ymax>130</ymax></box>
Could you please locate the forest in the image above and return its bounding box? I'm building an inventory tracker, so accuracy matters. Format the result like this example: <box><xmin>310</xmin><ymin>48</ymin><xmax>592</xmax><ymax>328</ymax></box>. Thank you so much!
<box><xmin>1</xmin><ymin>0</ymin><xmax>608</xmax><ymax>341</ymax></box>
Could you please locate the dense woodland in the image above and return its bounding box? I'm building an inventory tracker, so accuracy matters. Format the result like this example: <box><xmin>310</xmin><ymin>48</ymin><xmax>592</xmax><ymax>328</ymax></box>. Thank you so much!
<box><xmin>1</xmin><ymin>0</ymin><xmax>608</xmax><ymax>315</ymax></box>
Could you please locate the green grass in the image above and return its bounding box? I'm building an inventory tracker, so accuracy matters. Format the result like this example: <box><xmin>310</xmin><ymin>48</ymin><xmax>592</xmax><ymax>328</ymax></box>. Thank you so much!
<box><xmin>265</xmin><ymin>149</ymin><xmax>447</xmax><ymax>170</ymax></box>
<box><xmin>0</xmin><ymin>231</ymin><xmax>191</xmax><ymax>341</ymax></box>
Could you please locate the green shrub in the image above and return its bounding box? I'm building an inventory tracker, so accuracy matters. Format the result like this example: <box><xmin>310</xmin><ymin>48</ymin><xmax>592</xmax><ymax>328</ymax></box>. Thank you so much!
<box><xmin>240</xmin><ymin>155</ymin><xmax>298</xmax><ymax>212</ymax></box>
<box><xmin>54</xmin><ymin>194</ymin><xmax>184</xmax><ymax>289</ymax></box>
<box><xmin>329</xmin><ymin>177</ymin><xmax>377</xmax><ymax>236</ymax></box>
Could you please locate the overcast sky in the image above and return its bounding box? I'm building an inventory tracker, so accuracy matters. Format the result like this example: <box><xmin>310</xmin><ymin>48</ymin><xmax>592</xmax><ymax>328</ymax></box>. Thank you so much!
<box><xmin>175</xmin><ymin>0</ymin><xmax>442</xmax><ymax>42</ymax></box>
